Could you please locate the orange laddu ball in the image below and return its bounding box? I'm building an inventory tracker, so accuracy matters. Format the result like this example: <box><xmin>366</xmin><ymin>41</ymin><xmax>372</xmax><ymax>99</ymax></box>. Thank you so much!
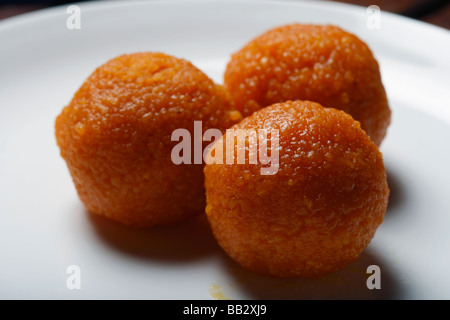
<box><xmin>55</xmin><ymin>52</ymin><xmax>240</xmax><ymax>227</ymax></box>
<box><xmin>204</xmin><ymin>100</ymin><xmax>389</xmax><ymax>278</ymax></box>
<box><xmin>224</xmin><ymin>24</ymin><xmax>391</xmax><ymax>146</ymax></box>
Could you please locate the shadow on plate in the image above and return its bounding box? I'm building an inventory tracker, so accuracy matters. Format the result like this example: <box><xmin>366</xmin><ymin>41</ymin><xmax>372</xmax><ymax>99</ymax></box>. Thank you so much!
<box><xmin>218</xmin><ymin>247</ymin><xmax>403</xmax><ymax>300</ymax></box>
<box><xmin>385</xmin><ymin>165</ymin><xmax>406</xmax><ymax>216</ymax></box>
<box><xmin>87</xmin><ymin>211</ymin><xmax>220</xmax><ymax>263</ymax></box>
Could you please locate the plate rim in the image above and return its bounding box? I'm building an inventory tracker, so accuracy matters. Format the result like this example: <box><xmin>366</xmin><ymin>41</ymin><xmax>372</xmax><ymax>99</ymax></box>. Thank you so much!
<box><xmin>0</xmin><ymin>0</ymin><xmax>449</xmax><ymax>38</ymax></box>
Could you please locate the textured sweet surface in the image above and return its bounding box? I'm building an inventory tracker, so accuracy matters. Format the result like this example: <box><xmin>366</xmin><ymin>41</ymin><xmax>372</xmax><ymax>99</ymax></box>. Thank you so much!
<box><xmin>224</xmin><ymin>24</ymin><xmax>391</xmax><ymax>146</ymax></box>
<box><xmin>204</xmin><ymin>100</ymin><xmax>389</xmax><ymax>278</ymax></box>
<box><xmin>55</xmin><ymin>52</ymin><xmax>238</xmax><ymax>227</ymax></box>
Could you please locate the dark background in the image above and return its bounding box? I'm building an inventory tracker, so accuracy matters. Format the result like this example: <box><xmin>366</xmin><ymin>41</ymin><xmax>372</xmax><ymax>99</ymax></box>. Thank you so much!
<box><xmin>0</xmin><ymin>0</ymin><xmax>449</xmax><ymax>30</ymax></box>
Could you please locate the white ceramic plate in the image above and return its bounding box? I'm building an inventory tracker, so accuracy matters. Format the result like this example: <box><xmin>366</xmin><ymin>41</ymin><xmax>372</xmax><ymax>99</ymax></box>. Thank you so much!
<box><xmin>1</xmin><ymin>0</ymin><xmax>450</xmax><ymax>300</ymax></box>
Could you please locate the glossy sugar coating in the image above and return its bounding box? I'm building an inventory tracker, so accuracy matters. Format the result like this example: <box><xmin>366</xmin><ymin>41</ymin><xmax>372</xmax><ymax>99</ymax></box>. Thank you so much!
<box><xmin>55</xmin><ymin>52</ymin><xmax>239</xmax><ymax>227</ymax></box>
<box><xmin>224</xmin><ymin>24</ymin><xmax>391</xmax><ymax>146</ymax></box>
<box><xmin>204</xmin><ymin>100</ymin><xmax>389</xmax><ymax>278</ymax></box>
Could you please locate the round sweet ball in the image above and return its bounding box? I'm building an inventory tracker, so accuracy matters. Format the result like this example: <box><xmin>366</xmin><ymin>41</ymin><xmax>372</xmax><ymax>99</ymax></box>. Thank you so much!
<box><xmin>55</xmin><ymin>52</ymin><xmax>240</xmax><ymax>227</ymax></box>
<box><xmin>224</xmin><ymin>24</ymin><xmax>391</xmax><ymax>146</ymax></box>
<box><xmin>204</xmin><ymin>100</ymin><xmax>389</xmax><ymax>278</ymax></box>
